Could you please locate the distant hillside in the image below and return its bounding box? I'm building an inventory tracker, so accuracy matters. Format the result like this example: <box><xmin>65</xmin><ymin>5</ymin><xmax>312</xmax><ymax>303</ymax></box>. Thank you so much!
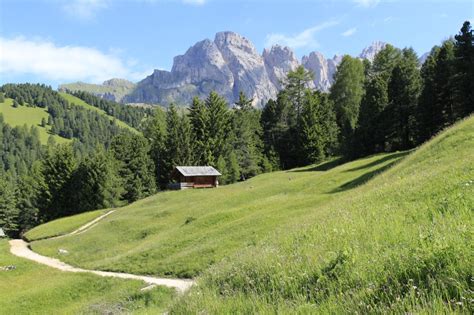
<box><xmin>0</xmin><ymin>97</ymin><xmax>69</xmax><ymax>144</ymax></box>
<box><xmin>59</xmin><ymin>78</ymin><xmax>135</xmax><ymax>103</ymax></box>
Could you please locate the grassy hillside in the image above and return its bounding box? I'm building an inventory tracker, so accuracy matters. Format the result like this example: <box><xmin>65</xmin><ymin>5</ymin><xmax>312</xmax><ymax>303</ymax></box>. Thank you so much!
<box><xmin>24</xmin><ymin>209</ymin><xmax>107</xmax><ymax>242</ymax></box>
<box><xmin>170</xmin><ymin>116</ymin><xmax>474</xmax><ymax>313</ymax></box>
<box><xmin>59</xmin><ymin>79</ymin><xmax>135</xmax><ymax>103</ymax></box>
<box><xmin>59</xmin><ymin>92</ymin><xmax>139</xmax><ymax>133</ymax></box>
<box><xmin>0</xmin><ymin>98</ymin><xmax>69</xmax><ymax>144</ymax></box>
<box><xmin>30</xmin><ymin>116</ymin><xmax>474</xmax><ymax>313</ymax></box>
<box><xmin>0</xmin><ymin>240</ymin><xmax>174</xmax><ymax>314</ymax></box>
<box><xmin>32</xmin><ymin>150</ymin><xmax>408</xmax><ymax>278</ymax></box>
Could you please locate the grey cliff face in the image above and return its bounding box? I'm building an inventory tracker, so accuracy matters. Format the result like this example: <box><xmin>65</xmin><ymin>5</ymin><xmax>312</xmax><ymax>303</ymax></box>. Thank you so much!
<box><xmin>114</xmin><ymin>34</ymin><xmax>392</xmax><ymax>107</ymax></box>
<box><xmin>359</xmin><ymin>41</ymin><xmax>387</xmax><ymax>62</ymax></box>
<box><xmin>263</xmin><ymin>45</ymin><xmax>300</xmax><ymax>90</ymax></box>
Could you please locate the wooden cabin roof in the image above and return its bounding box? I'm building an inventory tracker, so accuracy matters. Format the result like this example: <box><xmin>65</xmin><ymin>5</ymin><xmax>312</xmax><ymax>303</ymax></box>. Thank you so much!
<box><xmin>175</xmin><ymin>166</ymin><xmax>221</xmax><ymax>177</ymax></box>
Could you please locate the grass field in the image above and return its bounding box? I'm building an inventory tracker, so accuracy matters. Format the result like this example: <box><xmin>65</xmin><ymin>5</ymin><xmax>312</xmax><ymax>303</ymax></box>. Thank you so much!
<box><xmin>32</xmin><ymin>150</ymin><xmax>409</xmax><ymax>278</ymax></box>
<box><xmin>169</xmin><ymin>116</ymin><xmax>474</xmax><ymax>313</ymax></box>
<box><xmin>24</xmin><ymin>209</ymin><xmax>107</xmax><ymax>242</ymax></box>
<box><xmin>0</xmin><ymin>98</ymin><xmax>69</xmax><ymax>144</ymax></box>
<box><xmin>0</xmin><ymin>240</ymin><xmax>174</xmax><ymax>315</ymax></box>
<box><xmin>59</xmin><ymin>92</ymin><xmax>139</xmax><ymax>133</ymax></box>
<box><xmin>30</xmin><ymin>116</ymin><xmax>474</xmax><ymax>313</ymax></box>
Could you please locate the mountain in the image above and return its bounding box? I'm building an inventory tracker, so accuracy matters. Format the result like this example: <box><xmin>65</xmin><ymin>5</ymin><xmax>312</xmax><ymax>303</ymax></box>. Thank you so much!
<box><xmin>359</xmin><ymin>41</ymin><xmax>387</xmax><ymax>61</ymax></box>
<box><xmin>59</xmin><ymin>78</ymin><xmax>135</xmax><ymax>103</ymax></box>
<box><xmin>64</xmin><ymin>34</ymin><xmax>389</xmax><ymax>107</ymax></box>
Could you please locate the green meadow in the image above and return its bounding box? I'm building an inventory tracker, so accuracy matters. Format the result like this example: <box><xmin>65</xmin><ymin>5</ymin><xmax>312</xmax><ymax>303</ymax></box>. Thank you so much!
<box><xmin>32</xmin><ymin>149</ymin><xmax>409</xmax><ymax>278</ymax></box>
<box><xmin>0</xmin><ymin>240</ymin><xmax>175</xmax><ymax>315</ymax></box>
<box><xmin>0</xmin><ymin>98</ymin><xmax>69</xmax><ymax>144</ymax></box>
<box><xmin>30</xmin><ymin>115</ymin><xmax>474</xmax><ymax>313</ymax></box>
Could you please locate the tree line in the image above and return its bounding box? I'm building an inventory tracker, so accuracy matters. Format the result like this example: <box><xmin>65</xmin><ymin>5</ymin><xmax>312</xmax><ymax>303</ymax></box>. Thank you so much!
<box><xmin>0</xmin><ymin>21</ymin><xmax>472</xmax><ymax>237</ymax></box>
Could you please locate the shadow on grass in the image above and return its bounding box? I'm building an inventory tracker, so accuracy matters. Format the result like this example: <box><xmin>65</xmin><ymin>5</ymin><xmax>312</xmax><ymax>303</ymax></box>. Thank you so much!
<box><xmin>343</xmin><ymin>151</ymin><xmax>410</xmax><ymax>173</ymax></box>
<box><xmin>330</xmin><ymin>151</ymin><xmax>410</xmax><ymax>194</ymax></box>
<box><xmin>289</xmin><ymin>157</ymin><xmax>346</xmax><ymax>173</ymax></box>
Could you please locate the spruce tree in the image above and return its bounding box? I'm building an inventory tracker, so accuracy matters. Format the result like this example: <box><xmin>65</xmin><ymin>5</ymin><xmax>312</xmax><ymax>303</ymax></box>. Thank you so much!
<box><xmin>284</xmin><ymin>66</ymin><xmax>314</xmax><ymax>117</ymax></box>
<box><xmin>454</xmin><ymin>21</ymin><xmax>474</xmax><ymax>117</ymax></box>
<box><xmin>142</xmin><ymin>108</ymin><xmax>167</xmax><ymax>188</ymax></box>
<box><xmin>189</xmin><ymin>97</ymin><xmax>211</xmax><ymax>165</ymax></box>
<box><xmin>0</xmin><ymin>174</ymin><xmax>18</xmax><ymax>237</ymax></box>
<box><xmin>386</xmin><ymin>48</ymin><xmax>422</xmax><ymax>150</ymax></box>
<box><xmin>298</xmin><ymin>91</ymin><xmax>338</xmax><ymax>164</ymax></box>
<box><xmin>233</xmin><ymin>92</ymin><xmax>263</xmax><ymax>180</ymax></box>
<box><xmin>205</xmin><ymin>91</ymin><xmax>231</xmax><ymax>165</ymax></box>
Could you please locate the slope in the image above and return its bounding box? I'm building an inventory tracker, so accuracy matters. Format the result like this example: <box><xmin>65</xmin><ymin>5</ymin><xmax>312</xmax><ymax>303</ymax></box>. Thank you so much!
<box><xmin>32</xmin><ymin>150</ymin><xmax>409</xmax><ymax>278</ymax></box>
<box><xmin>171</xmin><ymin>115</ymin><xmax>474</xmax><ymax>313</ymax></box>
<box><xmin>59</xmin><ymin>92</ymin><xmax>139</xmax><ymax>133</ymax></box>
<box><xmin>0</xmin><ymin>98</ymin><xmax>69</xmax><ymax>144</ymax></box>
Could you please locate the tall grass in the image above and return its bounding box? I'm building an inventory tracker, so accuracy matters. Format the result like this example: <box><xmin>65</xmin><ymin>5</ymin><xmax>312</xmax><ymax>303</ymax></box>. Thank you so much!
<box><xmin>169</xmin><ymin>116</ymin><xmax>474</xmax><ymax>313</ymax></box>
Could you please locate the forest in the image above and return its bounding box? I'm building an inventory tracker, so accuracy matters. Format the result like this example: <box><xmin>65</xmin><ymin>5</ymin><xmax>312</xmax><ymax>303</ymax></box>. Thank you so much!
<box><xmin>0</xmin><ymin>21</ymin><xmax>472</xmax><ymax>237</ymax></box>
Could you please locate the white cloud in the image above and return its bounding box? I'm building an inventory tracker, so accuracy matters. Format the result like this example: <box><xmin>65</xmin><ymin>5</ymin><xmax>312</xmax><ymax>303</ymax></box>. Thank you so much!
<box><xmin>0</xmin><ymin>36</ymin><xmax>148</xmax><ymax>83</ymax></box>
<box><xmin>182</xmin><ymin>0</ymin><xmax>206</xmax><ymax>5</ymax></box>
<box><xmin>353</xmin><ymin>0</ymin><xmax>380</xmax><ymax>8</ymax></box>
<box><xmin>384</xmin><ymin>16</ymin><xmax>394</xmax><ymax>23</ymax></box>
<box><xmin>265</xmin><ymin>21</ymin><xmax>339</xmax><ymax>49</ymax></box>
<box><xmin>62</xmin><ymin>0</ymin><xmax>109</xmax><ymax>19</ymax></box>
<box><xmin>341</xmin><ymin>27</ymin><xmax>357</xmax><ymax>37</ymax></box>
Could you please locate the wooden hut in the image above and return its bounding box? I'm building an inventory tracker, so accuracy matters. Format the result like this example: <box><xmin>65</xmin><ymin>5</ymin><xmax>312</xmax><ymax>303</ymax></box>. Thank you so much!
<box><xmin>170</xmin><ymin>166</ymin><xmax>221</xmax><ymax>189</ymax></box>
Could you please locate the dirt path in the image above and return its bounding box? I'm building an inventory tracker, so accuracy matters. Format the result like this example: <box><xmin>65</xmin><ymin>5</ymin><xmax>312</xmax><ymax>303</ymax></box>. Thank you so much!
<box><xmin>9</xmin><ymin>211</ymin><xmax>195</xmax><ymax>293</ymax></box>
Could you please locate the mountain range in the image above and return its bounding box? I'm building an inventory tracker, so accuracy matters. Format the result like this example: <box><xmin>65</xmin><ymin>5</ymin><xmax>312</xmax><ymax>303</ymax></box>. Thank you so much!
<box><xmin>60</xmin><ymin>32</ymin><xmax>388</xmax><ymax>107</ymax></box>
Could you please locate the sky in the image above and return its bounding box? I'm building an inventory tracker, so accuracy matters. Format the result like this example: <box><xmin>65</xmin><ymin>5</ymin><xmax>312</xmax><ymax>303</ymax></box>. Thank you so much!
<box><xmin>0</xmin><ymin>0</ymin><xmax>472</xmax><ymax>88</ymax></box>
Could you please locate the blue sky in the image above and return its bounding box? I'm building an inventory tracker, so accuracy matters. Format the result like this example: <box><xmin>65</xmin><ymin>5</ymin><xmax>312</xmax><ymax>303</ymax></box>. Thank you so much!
<box><xmin>0</xmin><ymin>0</ymin><xmax>472</xmax><ymax>88</ymax></box>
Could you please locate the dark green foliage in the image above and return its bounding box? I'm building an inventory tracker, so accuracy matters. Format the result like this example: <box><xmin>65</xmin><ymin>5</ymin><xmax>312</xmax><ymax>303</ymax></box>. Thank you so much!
<box><xmin>386</xmin><ymin>48</ymin><xmax>422</xmax><ymax>150</ymax></box>
<box><xmin>453</xmin><ymin>21</ymin><xmax>474</xmax><ymax>117</ymax></box>
<box><xmin>329</xmin><ymin>56</ymin><xmax>365</xmax><ymax>154</ymax></box>
<box><xmin>66</xmin><ymin>90</ymin><xmax>152</xmax><ymax>129</ymax></box>
<box><xmin>0</xmin><ymin>173</ymin><xmax>18</xmax><ymax>237</ymax></box>
<box><xmin>0</xmin><ymin>93</ymin><xmax>5</xmax><ymax>103</ymax></box>
<box><xmin>142</xmin><ymin>108</ymin><xmax>167</xmax><ymax>188</ymax></box>
<box><xmin>205</xmin><ymin>91</ymin><xmax>232</xmax><ymax>165</ymax></box>
<box><xmin>189</xmin><ymin>97</ymin><xmax>212</xmax><ymax>165</ymax></box>
<box><xmin>1</xmin><ymin>83</ymin><xmax>60</xmax><ymax>108</ymax></box>
<box><xmin>40</xmin><ymin>145</ymin><xmax>77</xmax><ymax>220</ymax></box>
<box><xmin>232</xmin><ymin>92</ymin><xmax>264</xmax><ymax>180</ymax></box>
<box><xmin>110</xmin><ymin>132</ymin><xmax>156</xmax><ymax>202</ymax></box>
<box><xmin>298</xmin><ymin>91</ymin><xmax>338</xmax><ymax>164</ymax></box>
<box><xmin>283</xmin><ymin>66</ymin><xmax>314</xmax><ymax>116</ymax></box>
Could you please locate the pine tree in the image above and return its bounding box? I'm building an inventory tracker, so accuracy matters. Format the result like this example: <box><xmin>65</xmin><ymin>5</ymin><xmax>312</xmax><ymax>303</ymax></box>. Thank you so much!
<box><xmin>329</xmin><ymin>55</ymin><xmax>365</xmax><ymax>155</ymax></box>
<box><xmin>216</xmin><ymin>155</ymin><xmax>228</xmax><ymax>184</ymax></box>
<box><xmin>69</xmin><ymin>150</ymin><xmax>123</xmax><ymax>213</ymax></box>
<box><xmin>386</xmin><ymin>48</ymin><xmax>422</xmax><ymax>150</ymax></box>
<box><xmin>40</xmin><ymin>144</ymin><xmax>77</xmax><ymax>220</ymax></box>
<box><xmin>354</xmin><ymin>74</ymin><xmax>389</xmax><ymax>156</ymax></box>
<box><xmin>417</xmin><ymin>46</ymin><xmax>440</xmax><ymax>143</ymax></box>
<box><xmin>227</xmin><ymin>151</ymin><xmax>240</xmax><ymax>183</ymax></box>
<box><xmin>298</xmin><ymin>91</ymin><xmax>338</xmax><ymax>164</ymax></box>
<box><xmin>205</xmin><ymin>91</ymin><xmax>231</xmax><ymax>165</ymax></box>
<box><xmin>453</xmin><ymin>21</ymin><xmax>474</xmax><ymax>117</ymax></box>
<box><xmin>142</xmin><ymin>108</ymin><xmax>167</xmax><ymax>188</ymax></box>
<box><xmin>284</xmin><ymin>66</ymin><xmax>314</xmax><ymax>117</ymax></box>
<box><xmin>0</xmin><ymin>174</ymin><xmax>18</xmax><ymax>237</ymax></box>
<box><xmin>233</xmin><ymin>92</ymin><xmax>263</xmax><ymax>180</ymax></box>
<box><xmin>189</xmin><ymin>97</ymin><xmax>211</xmax><ymax>164</ymax></box>
<box><xmin>110</xmin><ymin>132</ymin><xmax>156</xmax><ymax>202</ymax></box>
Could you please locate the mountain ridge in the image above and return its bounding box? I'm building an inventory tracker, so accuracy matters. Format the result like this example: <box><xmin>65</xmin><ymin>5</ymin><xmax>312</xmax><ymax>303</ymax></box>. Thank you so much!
<box><xmin>60</xmin><ymin>33</ymin><xmax>390</xmax><ymax>107</ymax></box>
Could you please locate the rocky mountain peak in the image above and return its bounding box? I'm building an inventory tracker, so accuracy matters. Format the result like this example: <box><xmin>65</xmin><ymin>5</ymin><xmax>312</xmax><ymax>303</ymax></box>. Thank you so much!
<box><xmin>263</xmin><ymin>45</ymin><xmax>300</xmax><ymax>89</ymax></box>
<box><xmin>359</xmin><ymin>41</ymin><xmax>387</xmax><ymax>61</ymax></box>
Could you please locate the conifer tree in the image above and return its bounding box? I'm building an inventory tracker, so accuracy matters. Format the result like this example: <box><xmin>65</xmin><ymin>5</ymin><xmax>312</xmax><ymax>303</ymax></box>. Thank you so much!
<box><xmin>330</xmin><ymin>55</ymin><xmax>365</xmax><ymax>155</ymax></box>
<box><xmin>205</xmin><ymin>91</ymin><xmax>231</xmax><ymax>165</ymax></box>
<box><xmin>386</xmin><ymin>48</ymin><xmax>422</xmax><ymax>150</ymax></box>
<box><xmin>454</xmin><ymin>21</ymin><xmax>474</xmax><ymax>117</ymax></box>
<box><xmin>0</xmin><ymin>174</ymin><xmax>18</xmax><ymax>237</ymax></box>
<box><xmin>189</xmin><ymin>97</ymin><xmax>211</xmax><ymax>164</ymax></box>
<box><xmin>284</xmin><ymin>66</ymin><xmax>314</xmax><ymax>117</ymax></box>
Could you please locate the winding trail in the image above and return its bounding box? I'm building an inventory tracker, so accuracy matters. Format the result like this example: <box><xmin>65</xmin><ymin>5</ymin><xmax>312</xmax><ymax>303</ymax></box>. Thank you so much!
<box><xmin>9</xmin><ymin>211</ymin><xmax>195</xmax><ymax>293</ymax></box>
